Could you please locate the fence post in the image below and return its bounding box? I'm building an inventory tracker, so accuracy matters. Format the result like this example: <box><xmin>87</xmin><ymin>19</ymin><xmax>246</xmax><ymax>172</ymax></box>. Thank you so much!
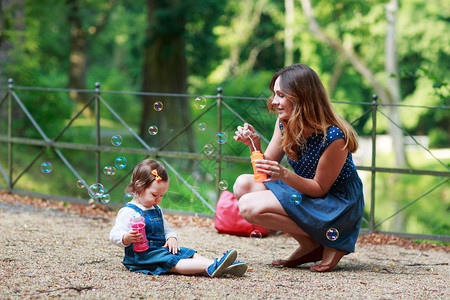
<box><xmin>369</xmin><ymin>94</ymin><xmax>378</xmax><ymax>233</ymax></box>
<box><xmin>7</xmin><ymin>78</ymin><xmax>13</xmax><ymax>191</ymax></box>
<box><xmin>95</xmin><ymin>82</ymin><xmax>101</xmax><ymax>184</ymax></box>
<box><xmin>215</xmin><ymin>87</ymin><xmax>223</xmax><ymax>203</ymax></box>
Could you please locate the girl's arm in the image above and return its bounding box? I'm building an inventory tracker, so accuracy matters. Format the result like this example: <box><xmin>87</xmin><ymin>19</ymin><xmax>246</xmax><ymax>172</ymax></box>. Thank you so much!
<box><xmin>162</xmin><ymin>213</ymin><xmax>180</xmax><ymax>254</ymax></box>
<box><xmin>109</xmin><ymin>207</ymin><xmax>134</xmax><ymax>247</ymax></box>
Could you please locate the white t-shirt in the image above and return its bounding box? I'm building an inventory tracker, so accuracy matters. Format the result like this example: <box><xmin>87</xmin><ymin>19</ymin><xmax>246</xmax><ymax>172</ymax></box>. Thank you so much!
<box><xmin>109</xmin><ymin>201</ymin><xmax>177</xmax><ymax>247</ymax></box>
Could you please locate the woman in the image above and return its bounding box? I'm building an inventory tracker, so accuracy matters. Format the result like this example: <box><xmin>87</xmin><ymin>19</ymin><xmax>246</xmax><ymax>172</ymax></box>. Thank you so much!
<box><xmin>233</xmin><ymin>64</ymin><xmax>364</xmax><ymax>272</ymax></box>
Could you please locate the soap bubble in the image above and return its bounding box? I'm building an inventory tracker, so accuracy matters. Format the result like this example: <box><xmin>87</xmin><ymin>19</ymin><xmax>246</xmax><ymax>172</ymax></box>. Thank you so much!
<box><xmin>216</xmin><ymin>132</ymin><xmax>227</xmax><ymax>144</ymax></box>
<box><xmin>218</xmin><ymin>180</ymin><xmax>228</xmax><ymax>190</ymax></box>
<box><xmin>194</xmin><ymin>96</ymin><xmax>206</xmax><ymax>109</ymax></box>
<box><xmin>289</xmin><ymin>194</ymin><xmax>302</xmax><ymax>205</ymax></box>
<box><xmin>40</xmin><ymin>162</ymin><xmax>52</xmax><ymax>174</ymax></box>
<box><xmin>99</xmin><ymin>193</ymin><xmax>111</xmax><ymax>204</ymax></box>
<box><xmin>203</xmin><ymin>144</ymin><xmax>214</xmax><ymax>155</ymax></box>
<box><xmin>76</xmin><ymin>180</ymin><xmax>86</xmax><ymax>189</ymax></box>
<box><xmin>198</xmin><ymin>123</ymin><xmax>206</xmax><ymax>131</ymax></box>
<box><xmin>326</xmin><ymin>228</ymin><xmax>339</xmax><ymax>241</ymax></box>
<box><xmin>103</xmin><ymin>166</ymin><xmax>116</xmax><ymax>176</ymax></box>
<box><xmin>115</xmin><ymin>156</ymin><xmax>127</xmax><ymax>169</ymax></box>
<box><xmin>148</xmin><ymin>125</ymin><xmax>158</xmax><ymax>135</ymax></box>
<box><xmin>88</xmin><ymin>183</ymin><xmax>105</xmax><ymax>199</ymax></box>
<box><xmin>153</xmin><ymin>101</ymin><xmax>163</xmax><ymax>111</ymax></box>
<box><xmin>250</xmin><ymin>230</ymin><xmax>262</xmax><ymax>240</ymax></box>
<box><xmin>111</xmin><ymin>135</ymin><xmax>122</xmax><ymax>146</ymax></box>
<box><xmin>123</xmin><ymin>192</ymin><xmax>136</xmax><ymax>204</ymax></box>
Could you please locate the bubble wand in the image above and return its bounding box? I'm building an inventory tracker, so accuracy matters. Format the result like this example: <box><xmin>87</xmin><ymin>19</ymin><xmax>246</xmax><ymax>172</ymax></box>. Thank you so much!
<box><xmin>244</xmin><ymin>130</ymin><xmax>267</xmax><ymax>183</ymax></box>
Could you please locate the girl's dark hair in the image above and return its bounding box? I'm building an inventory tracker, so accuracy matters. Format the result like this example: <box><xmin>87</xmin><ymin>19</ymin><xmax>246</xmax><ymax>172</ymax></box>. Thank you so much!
<box><xmin>125</xmin><ymin>159</ymin><xmax>169</xmax><ymax>196</ymax></box>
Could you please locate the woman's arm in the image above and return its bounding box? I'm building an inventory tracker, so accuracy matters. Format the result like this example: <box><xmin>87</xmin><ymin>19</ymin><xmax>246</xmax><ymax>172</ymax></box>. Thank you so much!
<box><xmin>263</xmin><ymin>118</ymin><xmax>285</xmax><ymax>163</ymax></box>
<box><xmin>279</xmin><ymin>138</ymin><xmax>348</xmax><ymax>197</ymax></box>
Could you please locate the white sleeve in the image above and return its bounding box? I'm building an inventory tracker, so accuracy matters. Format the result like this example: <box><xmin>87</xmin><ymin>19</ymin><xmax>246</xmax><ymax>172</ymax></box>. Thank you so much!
<box><xmin>162</xmin><ymin>211</ymin><xmax>178</xmax><ymax>241</ymax></box>
<box><xmin>109</xmin><ymin>207</ymin><xmax>134</xmax><ymax>247</ymax></box>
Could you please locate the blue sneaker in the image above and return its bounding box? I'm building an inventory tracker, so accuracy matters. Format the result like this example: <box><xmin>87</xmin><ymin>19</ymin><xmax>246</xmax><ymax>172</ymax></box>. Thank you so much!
<box><xmin>206</xmin><ymin>249</ymin><xmax>237</xmax><ymax>277</ymax></box>
<box><xmin>224</xmin><ymin>261</ymin><xmax>248</xmax><ymax>277</ymax></box>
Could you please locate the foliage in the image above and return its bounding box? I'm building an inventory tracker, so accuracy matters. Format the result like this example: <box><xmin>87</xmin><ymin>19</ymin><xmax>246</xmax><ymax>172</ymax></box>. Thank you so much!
<box><xmin>0</xmin><ymin>0</ymin><xmax>448</xmax><ymax>231</ymax></box>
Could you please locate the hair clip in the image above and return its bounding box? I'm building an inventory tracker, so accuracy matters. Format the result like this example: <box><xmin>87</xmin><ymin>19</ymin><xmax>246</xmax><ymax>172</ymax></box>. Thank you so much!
<box><xmin>151</xmin><ymin>169</ymin><xmax>162</xmax><ymax>182</ymax></box>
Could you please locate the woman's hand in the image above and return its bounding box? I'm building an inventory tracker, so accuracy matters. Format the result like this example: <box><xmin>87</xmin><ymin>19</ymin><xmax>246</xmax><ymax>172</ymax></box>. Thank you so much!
<box><xmin>163</xmin><ymin>237</ymin><xmax>180</xmax><ymax>254</ymax></box>
<box><xmin>254</xmin><ymin>158</ymin><xmax>288</xmax><ymax>182</ymax></box>
<box><xmin>233</xmin><ymin>123</ymin><xmax>260</xmax><ymax>150</ymax></box>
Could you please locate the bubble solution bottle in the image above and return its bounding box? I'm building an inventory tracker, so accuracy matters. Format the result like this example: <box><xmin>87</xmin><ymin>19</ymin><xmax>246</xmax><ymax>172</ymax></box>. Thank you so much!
<box><xmin>251</xmin><ymin>150</ymin><xmax>267</xmax><ymax>183</ymax></box>
<box><xmin>130</xmin><ymin>212</ymin><xmax>149</xmax><ymax>252</ymax></box>
<box><xmin>244</xmin><ymin>130</ymin><xmax>268</xmax><ymax>183</ymax></box>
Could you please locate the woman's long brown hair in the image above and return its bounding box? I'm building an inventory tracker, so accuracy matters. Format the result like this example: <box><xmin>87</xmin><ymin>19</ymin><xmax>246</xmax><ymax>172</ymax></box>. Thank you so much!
<box><xmin>267</xmin><ymin>64</ymin><xmax>358</xmax><ymax>160</ymax></box>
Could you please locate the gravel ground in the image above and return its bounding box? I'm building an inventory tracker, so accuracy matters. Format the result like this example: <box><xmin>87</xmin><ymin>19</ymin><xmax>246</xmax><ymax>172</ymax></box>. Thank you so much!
<box><xmin>0</xmin><ymin>194</ymin><xmax>449</xmax><ymax>299</ymax></box>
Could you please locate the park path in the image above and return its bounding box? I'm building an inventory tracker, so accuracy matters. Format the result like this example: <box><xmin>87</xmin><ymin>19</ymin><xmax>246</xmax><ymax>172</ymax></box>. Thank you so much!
<box><xmin>0</xmin><ymin>194</ymin><xmax>449</xmax><ymax>299</ymax></box>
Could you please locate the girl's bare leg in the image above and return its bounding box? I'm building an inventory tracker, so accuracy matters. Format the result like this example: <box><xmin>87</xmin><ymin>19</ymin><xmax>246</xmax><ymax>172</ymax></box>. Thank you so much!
<box><xmin>168</xmin><ymin>253</ymin><xmax>213</xmax><ymax>275</ymax></box>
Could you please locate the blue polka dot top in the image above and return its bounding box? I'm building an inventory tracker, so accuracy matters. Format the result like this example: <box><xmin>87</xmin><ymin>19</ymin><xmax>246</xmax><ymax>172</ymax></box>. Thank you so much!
<box><xmin>282</xmin><ymin>124</ymin><xmax>357</xmax><ymax>186</ymax></box>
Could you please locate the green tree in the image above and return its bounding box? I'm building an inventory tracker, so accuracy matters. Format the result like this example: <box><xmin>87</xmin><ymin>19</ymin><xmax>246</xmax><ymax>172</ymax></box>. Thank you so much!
<box><xmin>140</xmin><ymin>0</ymin><xmax>224</xmax><ymax>154</ymax></box>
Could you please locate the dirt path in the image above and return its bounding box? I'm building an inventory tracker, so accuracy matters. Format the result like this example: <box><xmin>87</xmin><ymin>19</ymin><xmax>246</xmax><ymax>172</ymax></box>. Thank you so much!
<box><xmin>0</xmin><ymin>194</ymin><xmax>449</xmax><ymax>299</ymax></box>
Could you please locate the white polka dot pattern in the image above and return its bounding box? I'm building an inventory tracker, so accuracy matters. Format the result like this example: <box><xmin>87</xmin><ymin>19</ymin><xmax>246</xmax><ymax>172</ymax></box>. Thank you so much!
<box><xmin>281</xmin><ymin>124</ymin><xmax>356</xmax><ymax>186</ymax></box>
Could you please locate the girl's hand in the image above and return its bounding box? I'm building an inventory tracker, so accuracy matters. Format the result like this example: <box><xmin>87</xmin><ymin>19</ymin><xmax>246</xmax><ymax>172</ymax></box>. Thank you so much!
<box><xmin>122</xmin><ymin>230</ymin><xmax>143</xmax><ymax>246</ymax></box>
<box><xmin>233</xmin><ymin>123</ymin><xmax>260</xmax><ymax>149</ymax></box>
<box><xmin>163</xmin><ymin>237</ymin><xmax>180</xmax><ymax>254</ymax></box>
<box><xmin>254</xmin><ymin>158</ymin><xmax>287</xmax><ymax>182</ymax></box>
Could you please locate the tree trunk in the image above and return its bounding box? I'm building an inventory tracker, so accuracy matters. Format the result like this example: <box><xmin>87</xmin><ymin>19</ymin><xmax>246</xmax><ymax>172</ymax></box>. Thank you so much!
<box><xmin>141</xmin><ymin>0</ymin><xmax>195</xmax><ymax>155</ymax></box>
<box><xmin>66</xmin><ymin>0</ymin><xmax>90</xmax><ymax>112</ymax></box>
<box><xmin>0</xmin><ymin>0</ymin><xmax>24</xmax><ymax>122</ymax></box>
<box><xmin>0</xmin><ymin>0</ymin><xmax>24</xmax><ymax>85</ymax></box>
<box><xmin>300</xmin><ymin>0</ymin><xmax>408</xmax><ymax>167</ymax></box>
<box><xmin>284</xmin><ymin>0</ymin><xmax>294</xmax><ymax>67</ymax></box>
<box><xmin>385</xmin><ymin>0</ymin><xmax>408</xmax><ymax>167</ymax></box>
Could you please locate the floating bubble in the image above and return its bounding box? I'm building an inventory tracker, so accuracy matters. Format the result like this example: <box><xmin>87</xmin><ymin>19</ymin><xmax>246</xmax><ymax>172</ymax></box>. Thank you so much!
<box><xmin>326</xmin><ymin>228</ymin><xmax>339</xmax><ymax>241</ymax></box>
<box><xmin>76</xmin><ymin>180</ymin><xmax>86</xmax><ymax>189</ymax></box>
<box><xmin>111</xmin><ymin>135</ymin><xmax>122</xmax><ymax>146</ymax></box>
<box><xmin>194</xmin><ymin>96</ymin><xmax>206</xmax><ymax>109</ymax></box>
<box><xmin>289</xmin><ymin>194</ymin><xmax>302</xmax><ymax>205</ymax></box>
<box><xmin>218</xmin><ymin>180</ymin><xmax>228</xmax><ymax>190</ymax></box>
<box><xmin>40</xmin><ymin>162</ymin><xmax>52</xmax><ymax>174</ymax></box>
<box><xmin>103</xmin><ymin>166</ymin><xmax>116</xmax><ymax>176</ymax></box>
<box><xmin>99</xmin><ymin>193</ymin><xmax>111</xmax><ymax>203</ymax></box>
<box><xmin>216</xmin><ymin>132</ymin><xmax>227</xmax><ymax>144</ymax></box>
<box><xmin>250</xmin><ymin>230</ymin><xmax>262</xmax><ymax>240</ymax></box>
<box><xmin>153</xmin><ymin>101</ymin><xmax>163</xmax><ymax>111</ymax></box>
<box><xmin>148</xmin><ymin>125</ymin><xmax>158</xmax><ymax>135</ymax></box>
<box><xmin>198</xmin><ymin>123</ymin><xmax>207</xmax><ymax>131</ymax></box>
<box><xmin>88</xmin><ymin>183</ymin><xmax>105</xmax><ymax>199</ymax></box>
<box><xmin>203</xmin><ymin>144</ymin><xmax>214</xmax><ymax>155</ymax></box>
<box><xmin>115</xmin><ymin>156</ymin><xmax>127</xmax><ymax>169</ymax></box>
<box><xmin>123</xmin><ymin>192</ymin><xmax>136</xmax><ymax>204</ymax></box>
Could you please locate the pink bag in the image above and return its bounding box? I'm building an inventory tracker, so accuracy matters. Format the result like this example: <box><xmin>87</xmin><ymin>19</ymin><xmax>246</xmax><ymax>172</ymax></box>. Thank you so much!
<box><xmin>214</xmin><ymin>191</ymin><xmax>269</xmax><ymax>237</ymax></box>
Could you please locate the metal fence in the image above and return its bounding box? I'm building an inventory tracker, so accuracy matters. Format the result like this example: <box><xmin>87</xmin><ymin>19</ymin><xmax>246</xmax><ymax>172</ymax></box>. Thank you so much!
<box><xmin>0</xmin><ymin>79</ymin><xmax>449</xmax><ymax>241</ymax></box>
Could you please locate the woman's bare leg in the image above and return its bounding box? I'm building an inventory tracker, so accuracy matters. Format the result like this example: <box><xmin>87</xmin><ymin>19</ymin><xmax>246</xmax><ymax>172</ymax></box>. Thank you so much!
<box><xmin>233</xmin><ymin>174</ymin><xmax>267</xmax><ymax>200</ymax></box>
<box><xmin>238</xmin><ymin>189</ymin><xmax>320</xmax><ymax>260</ymax></box>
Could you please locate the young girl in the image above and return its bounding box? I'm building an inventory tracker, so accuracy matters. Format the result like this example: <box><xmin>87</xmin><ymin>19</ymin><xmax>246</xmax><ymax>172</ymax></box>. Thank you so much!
<box><xmin>233</xmin><ymin>64</ymin><xmax>364</xmax><ymax>272</ymax></box>
<box><xmin>110</xmin><ymin>159</ymin><xmax>248</xmax><ymax>277</ymax></box>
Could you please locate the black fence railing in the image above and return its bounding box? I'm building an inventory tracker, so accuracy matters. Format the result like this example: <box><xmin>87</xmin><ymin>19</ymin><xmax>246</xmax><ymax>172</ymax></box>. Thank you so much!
<box><xmin>0</xmin><ymin>79</ymin><xmax>449</xmax><ymax>241</ymax></box>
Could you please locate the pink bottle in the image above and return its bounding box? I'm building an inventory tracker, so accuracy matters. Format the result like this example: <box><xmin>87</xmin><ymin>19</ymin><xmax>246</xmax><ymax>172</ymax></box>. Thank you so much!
<box><xmin>130</xmin><ymin>212</ymin><xmax>149</xmax><ymax>252</ymax></box>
